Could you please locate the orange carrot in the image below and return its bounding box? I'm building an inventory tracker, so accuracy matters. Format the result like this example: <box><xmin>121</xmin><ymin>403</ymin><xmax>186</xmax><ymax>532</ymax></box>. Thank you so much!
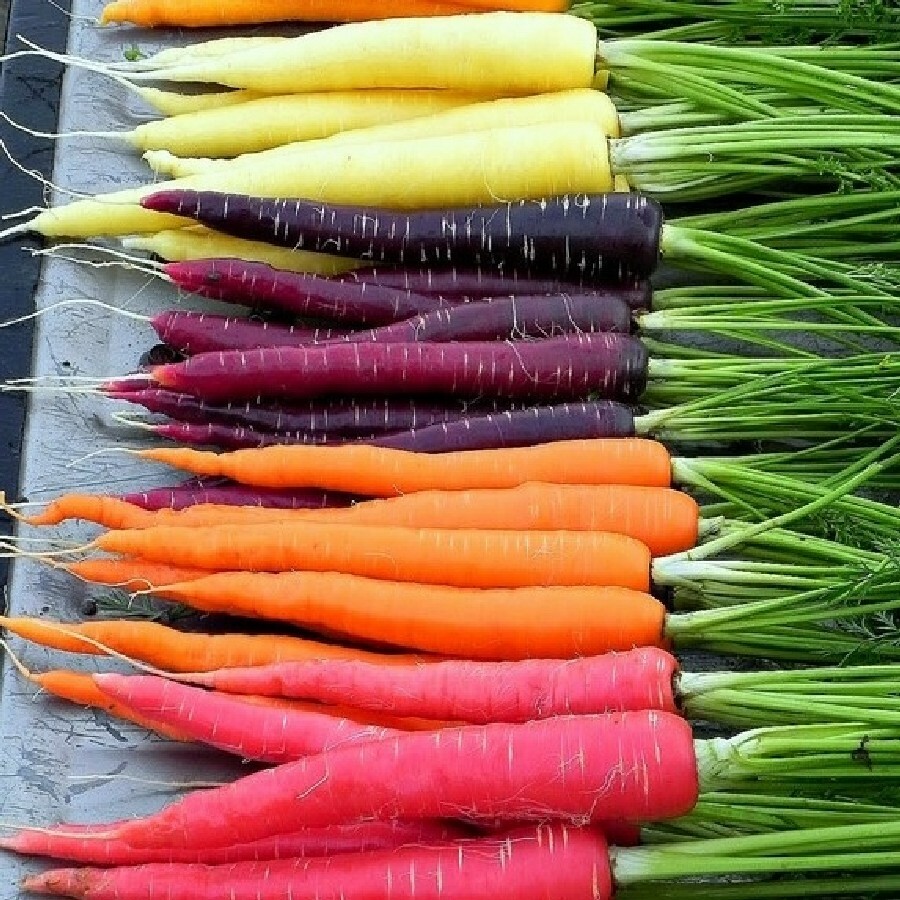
<box><xmin>0</xmin><ymin>617</ymin><xmax>427</xmax><ymax>672</ymax></box>
<box><xmin>137</xmin><ymin>439</ymin><xmax>673</xmax><ymax>495</ymax></box>
<box><xmin>20</xmin><ymin>484</ymin><xmax>698</xmax><ymax>557</ymax></box>
<box><xmin>18</xmin><ymin>668</ymin><xmax>192</xmax><ymax>741</ymax></box>
<box><xmin>65</xmin><ymin>557</ymin><xmax>210</xmax><ymax>591</ymax></box>
<box><xmin>150</xmin><ymin>571</ymin><xmax>666</xmax><ymax>658</ymax></box>
<box><xmin>100</xmin><ymin>0</ymin><xmax>483</xmax><ymax>27</ymax></box>
<box><xmin>94</xmin><ymin>523</ymin><xmax>652</xmax><ymax>589</ymax></box>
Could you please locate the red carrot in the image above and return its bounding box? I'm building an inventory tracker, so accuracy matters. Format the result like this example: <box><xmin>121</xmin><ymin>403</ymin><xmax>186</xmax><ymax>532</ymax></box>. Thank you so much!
<box><xmin>93</xmin><ymin>674</ymin><xmax>405</xmax><ymax>764</ymax></box>
<box><xmin>145</xmin><ymin>334</ymin><xmax>649</xmax><ymax>403</ymax></box>
<box><xmin>22</xmin><ymin>825</ymin><xmax>611</xmax><ymax>900</ymax></box>
<box><xmin>4</xmin><ymin>820</ymin><xmax>464</xmax><ymax>867</ymax></box>
<box><xmin>87</xmin><ymin>712</ymin><xmax>700</xmax><ymax>850</ymax></box>
<box><xmin>189</xmin><ymin>647</ymin><xmax>681</xmax><ymax>723</ymax></box>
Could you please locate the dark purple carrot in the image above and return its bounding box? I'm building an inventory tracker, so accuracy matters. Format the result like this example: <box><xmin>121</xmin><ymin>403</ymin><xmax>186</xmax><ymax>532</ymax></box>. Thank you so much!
<box><xmin>141</xmin><ymin>421</ymin><xmax>392</xmax><ymax>450</ymax></box>
<box><xmin>109</xmin><ymin>390</ymin><xmax>485</xmax><ymax>435</ymax></box>
<box><xmin>143</xmin><ymin>192</ymin><xmax>664</xmax><ymax>282</ymax></box>
<box><xmin>142</xmin><ymin>334</ymin><xmax>650</xmax><ymax>404</ymax></box>
<box><xmin>153</xmin><ymin>311</ymin><xmax>349</xmax><ymax>355</ymax></box>
<box><xmin>340</xmin><ymin>267</ymin><xmax>652</xmax><ymax>308</ymax></box>
<box><xmin>122</xmin><ymin>478</ymin><xmax>356</xmax><ymax>511</ymax></box>
<box><xmin>164</xmin><ymin>259</ymin><xmax>449</xmax><ymax>325</ymax></box>
<box><xmin>376</xmin><ymin>402</ymin><xmax>637</xmax><ymax>451</ymax></box>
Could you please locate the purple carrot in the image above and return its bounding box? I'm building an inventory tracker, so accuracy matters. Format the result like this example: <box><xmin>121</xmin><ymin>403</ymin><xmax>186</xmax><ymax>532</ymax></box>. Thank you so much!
<box><xmin>122</xmin><ymin>478</ymin><xmax>356</xmax><ymax>511</ymax></box>
<box><xmin>376</xmin><ymin>401</ymin><xmax>636</xmax><ymax>451</ymax></box>
<box><xmin>143</xmin><ymin>421</ymin><xmax>392</xmax><ymax>450</ymax></box>
<box><xmin>340</xmin><ymin>267</ymin><xmax>652</xmax><ymax>308</ymax></box>
<box><xmin>152</xmin><ymin>311</ymin><xmax>349</xmax><ymax>355</ymax></box>
<box><xmin>109</xmin><ymin>390</ymin><xmax>485</xmax><ymax>435</ymax></box>
<box><xmin>143</xmin><ymin>192</ymin><xmax>664</xmax><ymax>282</ymax></box>
<box><xmin>144</xmin><ymin>334</ymin><xmax>650</xmax><ymax>404</ymax></box>
<box><xmin>164</xmin><ymin>259</ymin><xmax>450</xmax><ymax>325</ymax></box>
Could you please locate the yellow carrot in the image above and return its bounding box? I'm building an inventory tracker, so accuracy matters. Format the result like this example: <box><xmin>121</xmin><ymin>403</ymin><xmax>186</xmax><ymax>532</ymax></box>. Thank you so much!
<box><xmin>133</xmin><ymin>87</ymin><xmax>272</xmax><ymax>117</ymax></box>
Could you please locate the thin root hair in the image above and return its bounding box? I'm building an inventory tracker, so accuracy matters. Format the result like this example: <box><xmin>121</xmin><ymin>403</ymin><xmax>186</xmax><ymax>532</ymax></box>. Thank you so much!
<box><xmin>0</xmin><ymin>298</ymin><xmax>150</xmax><ymax>330</ymax></box>
<box><xmin>0</xmin><ymin>110</ymin><xmax>120</xmax><ymax>142</ymax></box>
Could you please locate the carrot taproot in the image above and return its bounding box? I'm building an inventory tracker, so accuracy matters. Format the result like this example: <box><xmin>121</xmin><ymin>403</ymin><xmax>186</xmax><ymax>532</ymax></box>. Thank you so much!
<box><xmin>133</xmin><ymin>421</ymin><xmax>350</xmax><ymax>451</ymax></box>
<box><xmin>94</xmin><ymin>674</ymin><xmax>405</xmax><ymax>764</ymax></box>
<box><xmin>132</xmin><ymin>88</ymin><xmax>273</xmax><ymax>118</ymax></box>
<box><xmin>93</xmin><ymin>523</ymin><xmax>652</xmax><ymax>589</ymax></box>
<box><xmin>146</xmin><ymin>572</ymin><xmax>665</xmax><ymax>658</ymax></box>
<box><xmin>121</xmin><ymin>228</ymin><xmax>361</xmax><ymax>275</ymax></box>
<box><xmin>87</xmin><ymin>713</ymin><xmax>701</xmax><ymax>850</ymax></box>
<box><xmin>122</xmin><ymin>479</ymin><xmax>351</xmax><ymax>511</ymax></box>
<box><xmin>193</xmin><ymin>647</ymin><xmax>680</xmax><ymax>722</ymax></box>
<box><xmin>3</xmin><ymin>820</ymin><xmax>466</xmax><ymax>867</ymax></box>
<box><xmin>63</xmin><ymin>557</ymin><xmax>210</xmax><ymax>591</ymax></box>
<box><xmin>95</xmin><ymin>14</ymin><xmax>599</xmax><ymax>95</ymax></box>
<box><xmin>0</xmin><ymin>617</ymin><xmax>428</xmax><ymax>671</ymax></box>
<box><xmin>134</xmin><ymin>438</ymin><xmax>674</xmax><ymax>494</ymax></box>
<box><xmin>18</xmin><ymin>484</ymin><xmax>699</xmax><ymax>556</ymax></box>
<box><xmin>99</xmin><ymin>0</ymin><xmax>484</xmax><ymax>27</ymax></box>
<box><xmin>23</xmin><ymin>824</ymin><xmax>611</xmax><ymax>900</ymax></box>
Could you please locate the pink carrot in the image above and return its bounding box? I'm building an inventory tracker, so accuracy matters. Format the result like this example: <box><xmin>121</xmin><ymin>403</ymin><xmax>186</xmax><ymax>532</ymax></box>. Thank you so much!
<box><xmin>122</xmin><ymin>479</ymin><xmax>356</xmax><ymax>511</ymax></box>
<box><xmin>23</xmin><ymin>824</ymin><xmax>611</xmax><ymax>900</ymax></box>
<box><xmin>4</xmin><ymin>820</ymin><xmax>464</xmax><ymax>867</ymax></box>
<box><xmin>187</xmin><ymin>647</ymin><xmax>679</xmax><ymax>724</ymax></box>
<box><xmin>93</xmin><ymin>675</ymin><xmax>402</xmax><ymax>764</ymax></box>
<box><xmin>99</xmin><ymin>711</ymin><xmax>698</xmax><ymax>850</ymax></box>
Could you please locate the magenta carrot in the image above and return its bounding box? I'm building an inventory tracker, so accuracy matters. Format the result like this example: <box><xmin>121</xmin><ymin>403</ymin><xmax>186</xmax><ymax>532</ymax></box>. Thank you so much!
<box><xmin>143</xmin><ymin>191</ymin><xmax>663</xmax><ymax>283</ymax></box>
<box><xmin>84</xmin><ymin>712</ymin><xmax>699</xmax><ymax>850</ymax></box>
<box><xmin>164</xmin><ymin>259</ymin><xmax>450</xmax><ymax>325</ymax></box>
<box><xmin>22</xmin><ymin>824</ymin><xmax>611</xmax><ymax>900</ymax></box>
<box><xmin>122</xmin><ymin>479</ymin><xmax>355</xmax><ymax>511</ymax></box>
<box><xmin>144</xmin><ymin>334</ymin><xmax>649</xmax><ymax>403</ymax></box>
<box><xmin>378</xmin><ymin>401</ymin><xmax>636</xmax><ymax>451</ymax></box>
<box><xmin>93</xmin><ymin>674</ymin><xmax>402</xmax><ymax>764</ymax></box>
<box><xmin>110</xmin><ymin>390</ymin><xmax>484</xmax><ymax>436</ymax></box>
<box><xmin>152</xmin><ymin>311</ymin><xmax>349</xmax><ymax>355</ymax></box>
<box><xmin>3</xmin><ymin>820</ymin><xmax>468</xmax><ymax>867</ymax></box>
<box><xmin>189</xmin><ymin>647</ymin><xmax>680</xmax><ymax>723</ymax></box>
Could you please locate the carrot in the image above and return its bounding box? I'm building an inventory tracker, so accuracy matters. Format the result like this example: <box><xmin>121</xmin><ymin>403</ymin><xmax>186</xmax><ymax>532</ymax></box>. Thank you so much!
<box><xmin>121</xmin><ymin>228</ymin><xmax>361</xmax><ymax>275</ymax></box>
<box><xmin>92</xmin><ymin>523</ymin><xmax>653</xmax><ymax>589</ymax></box>
<box><xmin>93</xmin><ymin>674</ymin><xmax>405</xmax><ymax>764</ymax></box>
<box><xmin>121</xmin><ymin>480</ymin><xmax>352</xmax><ymax>511</ymax></box>
<box><xmin>2</xmin><ymin>820</ymin><xmax>466</xmax><ymax>867</ymax></box>
<box><xmin>23</xmin><ymin>825</ymin><xmax>611</xmax><ymax>900</ymax></box>
<box><xmin>63</xmin><ymin>557</ymin><xmax>210</xmax><ymax>591</ymax></box>
<box><xmin>99</xmin><ymin>0</ymin><xmax>488</xmax><ymax>27</ymax></box>
<box><xmin>133</xmin><ymin>439</ymin><xmax>673</xmax><ymax>494</ymax></box>
<box><xmin>18</xmin><ymin>485</ymin><xmax>699</xmax><ymax>557</ymax></box>
<box><xmin>0</xmin><ymin>617</ymin><xmax>428</xmax><ymax>671</ymax></box>
<box><xmin>79</xmin><ymin>713</ymin><xmax>705</xmax><ymax>850</ymax></box>
<box><xmin>143</xmin><ymin>572</ymin><xmax>664</xmax><ymax>658</ymax></box>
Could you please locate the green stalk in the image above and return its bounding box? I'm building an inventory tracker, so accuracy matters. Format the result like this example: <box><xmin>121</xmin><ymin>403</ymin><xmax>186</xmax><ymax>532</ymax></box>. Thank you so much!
<box><xmin>618</xmin><ymin>874</ymin><xmax>900</xmax><ymax>900</ymax></box>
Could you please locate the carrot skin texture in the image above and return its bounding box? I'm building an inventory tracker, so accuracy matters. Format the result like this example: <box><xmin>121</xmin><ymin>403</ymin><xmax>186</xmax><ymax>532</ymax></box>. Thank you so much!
<box><xmin>96</xmin><ymin>523</ymin><xmax>653</xmax><ymax>589</ymax></box>
<box><xmin>148</xmin><ymin>421</ymin><xmax>355</xmax><ymax>450</ymax></box>
<box><xmin>378</xmin><ymin>401</ymin><xmax>636</xmax><ymax>451</ymax></box>
<box><xmin>106</xmin><ymin>713</ymin><xmax>696</xmax><ymax>849</ymax></box>
<box><xmin>148</xmin><ymin>334</ymin><xmax>650</xmax><ymax>404</ymax></box>
<box><xmin>4</xmin><ymin>820</ymin><xmax>463</xmax><ymax>867</ymax></box>
<box><xmin>200</xmin><ymin>647</ymin><xmax>681</xmax><ymax>722</ymax></box>
<box><xmin>23</xmin><ymin>825</ymin><xmax>611</xmax><ymax>900</ymax></box>
<box><xmin>143</xmin><ymin>192</ymin><xmax>663</xmax><ymax>283</ymax></box>
<box><xmin>150</xmin><ymin>573</ymin><xmax>667</xmax><ymax>659</ymax></box>
<box><xmin>135</xmin><ymin>438</ymin><xmax>674</xmax><ymax>493</ymax></box>
<box><xmin>93</xmin><ymin>674</ymin><xmax>401</xmax><ymax>764</ymax></box>
<box><xmin>122</xmin><ymin>479</ymin><xmax>350</xmax><ymax>511</ymax></box>
<box><xmin>111</xmin><ymin>390</ymin><xmax>480</xmax><ymax>437</ymax></box>
<box><xmin>163</xmin><ymin>260</ymin><xmax>449</xmax><ymax>325</ymax></box>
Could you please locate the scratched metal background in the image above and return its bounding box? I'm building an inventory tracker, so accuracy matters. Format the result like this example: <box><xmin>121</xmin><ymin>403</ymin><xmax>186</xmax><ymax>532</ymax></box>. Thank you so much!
<box><xmin>0</xmin><ymin>3</ymin><xmax>260</xmax><ymax>895</ymax></box>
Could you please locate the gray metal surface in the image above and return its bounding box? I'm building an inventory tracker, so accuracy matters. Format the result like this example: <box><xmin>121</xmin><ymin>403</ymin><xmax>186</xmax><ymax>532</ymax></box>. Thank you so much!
<box><xmin>0</xmin><ymin>3</ymin><xmax>250</xmax><ymax>894</ymax></box>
